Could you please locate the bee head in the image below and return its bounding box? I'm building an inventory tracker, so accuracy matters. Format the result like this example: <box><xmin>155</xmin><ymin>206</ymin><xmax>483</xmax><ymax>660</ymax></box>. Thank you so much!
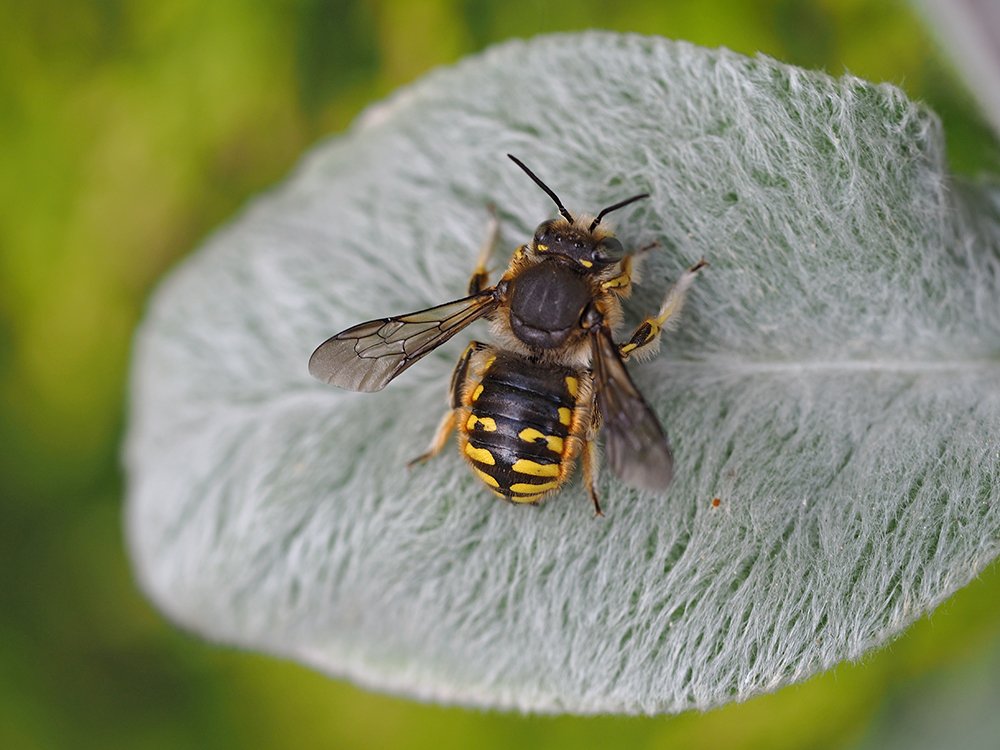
<box><xmin>531</xmin><ymin>218</ymin><xmax>627</xmax><ymax>269</ymax></box>
<box><xmin>508</xmin><ymin>154</ymin><xmax>648</xmax><ymax>271</ymax></box>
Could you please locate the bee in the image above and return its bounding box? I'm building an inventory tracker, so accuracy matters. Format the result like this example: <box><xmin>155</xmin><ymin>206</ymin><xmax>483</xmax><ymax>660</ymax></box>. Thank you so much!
<box><xmin>309</xmin><ymin>155</ymin><xmax>706</xmax><ymax>515</ymax></box>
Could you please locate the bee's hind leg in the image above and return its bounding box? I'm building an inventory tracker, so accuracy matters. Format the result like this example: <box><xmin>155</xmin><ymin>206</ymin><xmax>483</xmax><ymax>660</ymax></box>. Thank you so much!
<box><xmin>407</xmin><ymin>410</ymin><xmax>456</xmax><ymax>467</ymax></box>
<box><xmin>407</xmin><ymin>340</ymin><xmax>489</xmax><ymax>467</ymax></box>
<box><xmin>582</xmin><ymin>437</ymin><xmax>604</xmax><ymax>518</ymax></box>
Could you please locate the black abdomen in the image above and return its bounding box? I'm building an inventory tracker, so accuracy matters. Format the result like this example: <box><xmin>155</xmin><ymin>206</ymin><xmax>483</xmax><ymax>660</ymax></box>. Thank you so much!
<box><xmin>463</xmin><ymin>354</ymin><xmax>580</xmax><ymax>502</ymax></box>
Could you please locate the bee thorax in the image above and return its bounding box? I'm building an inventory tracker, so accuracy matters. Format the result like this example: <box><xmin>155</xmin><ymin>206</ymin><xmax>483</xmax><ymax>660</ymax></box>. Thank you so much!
<box><xmin>508</xmin><ymin>261</ymin><xmax>589</xmax><ymax>349</ymax></box>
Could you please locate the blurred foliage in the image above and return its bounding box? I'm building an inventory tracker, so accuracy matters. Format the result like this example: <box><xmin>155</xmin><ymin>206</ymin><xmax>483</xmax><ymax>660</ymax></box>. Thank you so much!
<box><xmin>1</xmin><ymin>1</ymin><xmax>998</xmax><ymax>748</ymax></box>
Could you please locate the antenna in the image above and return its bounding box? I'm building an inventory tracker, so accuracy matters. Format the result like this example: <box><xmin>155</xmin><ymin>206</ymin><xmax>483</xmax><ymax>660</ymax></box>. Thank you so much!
<box><xmin>589</xmin><ymin>193</ymin><xmax>650</xmax><ymax>232</ymax></box>
<box><xmin>507</xmin><ymin>154</ymin><xmax>574</xmax><ymax>223</ymax></box>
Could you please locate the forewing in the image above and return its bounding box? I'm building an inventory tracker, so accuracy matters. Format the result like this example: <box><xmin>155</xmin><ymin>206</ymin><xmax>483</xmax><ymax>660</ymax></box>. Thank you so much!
<box><xmin>591</xmin><ymin>327</ymin><xmax>674</xmax><ymax>491</ymax></box>
<box><xmin>309</xmin><ymin>291</ymin><xmax>498</xmax><ymax>392</ymax></box>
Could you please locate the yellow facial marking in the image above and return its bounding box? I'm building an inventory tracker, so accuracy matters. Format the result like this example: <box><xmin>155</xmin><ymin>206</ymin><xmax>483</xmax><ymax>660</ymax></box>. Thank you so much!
<box><xmin>512</xmin><ymin>459</ymin><xmax>560</xmax><ymax>477</ymax></box>
<box><xmin>558</xmin><ymin>407</ymin><xmax>572</xmax><ymax>426</ymax></box>
<box><xmin>511</xmin><ymin>481</ymin><xmax>559</xmax><ymax>494</ymax></box>
<box><xmin>467</xmin><ymin>415</ymin><xmax>497</xmax><ymax>432</ymax></box>
<box><xmin>536</xmin><ymin>243</ymin><xmax>548</xmax><ymax>252</ymax></box>
<box><xmin>472</xmin><ymin>466</ymin><xmax>500</xmax><ymax>488</ymax></box>
<box><xmin>471</xmin><ymin>384</ymin><xmax>484</xmax><ymax>402</ymax></box>
<box><xmin>514</xmin><ymin>247</ymin><xmax>524</xmax><ymax>260</ymax></box>
<box><xmin>510</xmin><ymin>493</ymin><xmax>543</xmax><ymax>504</ymax></box>
<box><xmin>578</xmin><ymin>259</ymin><xmax>593</xmax><ymax>268</ymax></box>
<box><xmin>465</xmin><ymin>443</ymin><xmax>496</xmax><ymax>465</ymax></box>
<box><xmin>518</xmin><ymin>427</ymin><xmax>563</xmax><ymax>454</ymax></box>
<box><xmin>565</xmin><ymin>376</ymin><xmax>579</xmax><ymax>398</ymax></box>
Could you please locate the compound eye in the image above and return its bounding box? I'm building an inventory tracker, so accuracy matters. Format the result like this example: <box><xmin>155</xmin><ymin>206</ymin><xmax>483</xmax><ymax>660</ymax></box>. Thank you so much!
<box><xmin>592</xmin><ymin>237</ymin><xmax>625</xmax><ymax>263</ymax></box>
<box><xmin>533</xmin><ymin>220</ymin><xmax>555</xmax><ymax>247</ymax></box>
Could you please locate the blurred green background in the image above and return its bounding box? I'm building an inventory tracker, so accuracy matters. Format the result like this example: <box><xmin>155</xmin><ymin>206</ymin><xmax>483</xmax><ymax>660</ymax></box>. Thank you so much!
<box><xmin>2</xmin><ymin>1</ymin><xmax>999</xmax><ymax>748</ymax></box>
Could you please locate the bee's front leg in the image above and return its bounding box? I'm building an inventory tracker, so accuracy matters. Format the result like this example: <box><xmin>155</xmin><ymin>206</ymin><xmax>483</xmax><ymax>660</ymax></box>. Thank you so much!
<box><xmin>467</xmin><ymin>205</ymin><xmax>500</xmax><ymax>295</ymax></box>
<box><xmin>618</xmin><ymin>259</ymin><xmax>707</xmax><ymax>361</ymax></box>
<box><xmin>598</xmin><ymin>242</ymin><xmax>660</xmax><ymax>297</ymax></box>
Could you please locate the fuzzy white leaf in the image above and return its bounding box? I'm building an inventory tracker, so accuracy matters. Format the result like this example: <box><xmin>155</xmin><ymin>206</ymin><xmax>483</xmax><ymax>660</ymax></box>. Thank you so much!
<box><xmin>125</xmin><ymin>33</ymin><xmax>1000</xmax><ymax>714</ymax></box>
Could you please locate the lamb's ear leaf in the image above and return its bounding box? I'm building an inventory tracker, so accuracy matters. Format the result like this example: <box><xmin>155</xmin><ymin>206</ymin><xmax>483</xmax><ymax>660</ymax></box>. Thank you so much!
<box><xmin>124</xmin><ymin>33</ymin><xmax>1000</xmax><ymax>715</ymax></box>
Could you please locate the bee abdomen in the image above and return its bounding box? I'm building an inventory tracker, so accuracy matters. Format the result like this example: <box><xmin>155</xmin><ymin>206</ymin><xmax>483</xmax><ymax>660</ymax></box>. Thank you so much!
<box><xmin>462</xmin><ymin>355</ymin><xmax>580</xmax><ymax>502</ymax></box>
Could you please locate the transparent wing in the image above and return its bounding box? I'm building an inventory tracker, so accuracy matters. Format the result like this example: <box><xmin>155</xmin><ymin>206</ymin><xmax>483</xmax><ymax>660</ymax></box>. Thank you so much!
<box><xmin>591</xmin><ymin>327</ymin><xmax>674</xmax><ymax>491</ymax></box>
<box><xmin>308</xmin><ymin>290</ymin><xmax>499</xmax><ymax>392</ymax></box>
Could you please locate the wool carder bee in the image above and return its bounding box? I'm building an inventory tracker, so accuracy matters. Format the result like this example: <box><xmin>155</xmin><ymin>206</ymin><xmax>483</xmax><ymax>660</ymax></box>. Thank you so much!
<box><xmin>309</xmin><ymin>155</ymin><xmax>705</xmax><ymax>515</ymax></box>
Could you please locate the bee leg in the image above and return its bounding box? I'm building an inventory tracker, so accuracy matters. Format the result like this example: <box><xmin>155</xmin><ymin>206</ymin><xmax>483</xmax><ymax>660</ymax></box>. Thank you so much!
<box><xmin>409</xmin><ymin>341</ymin><xmax>489</xmax><ymax>466</ymax></box>
<box><xmin>600</xmin><ymin>242</ymin><xmax>661</xmax><ymax>296</ymax></box>
<box><xmin>617</xmin><ymin>258</ymin><xmax>707</xmax><ymax>361</ymax></box>
<box><xmin>599</xmin><ymin>254</ymin><xmax>635</xmax><ymax>296</ymax></box>
<box><xmin>468</xmin><ymin>204</ymin><xmax>500</xmax><ymax>295</ymax></box>
<box><xmin>582</xmin><ymin>437</ymin><xmax>604</xmax><ymax>517</ymax></box>
<box><xmin>449</xmin><ymin>340</ymin><xmax>489</xmax><ymax>407</ymax></box>
<box><xmin>578</xmin><ymin>383</ymin><xmax>604</xmax><ymax>517</ymax></box>
<box><xmin>407</xmin><ymin>410</ymin><xmax>456</xmax><ymax>467</ymax></box>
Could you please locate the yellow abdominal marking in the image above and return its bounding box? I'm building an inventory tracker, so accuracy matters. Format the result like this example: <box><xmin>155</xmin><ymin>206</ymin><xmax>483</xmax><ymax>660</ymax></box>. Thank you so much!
<box><xmin>471</xmin><ymin>384</ymin><xmax>484</xmax><ymax>401</ymax></box>
<box><xmin>510</xmin><ymin>493</ymin><xmax>543</xmax><ymax>503</ymax></box>
<box><xmin>565</xmin><ymin>376</ymin><xmax>579</xmax><ymax>398</ymax></box>
<box><xmin>518</xmin><ymin>427</ymin><xmax>563</xmax><ymax>454</ymax></box>
<box><xmin>472</xmin><ymin>466</ymin><xmax>500</xmax><ymax>488</ymax></box>
<box><xmin>512</xmin><ymin>459</ymin><xmax>560</xmax><ymax>477</ymax></box>
<box><xmin>558</xmin><ymin>407</ymin><xmax>571</xmax><ymax>426</ymax></box>
<box><xmin>467</xmin><ymin>414</ymin><xmax>497</xmax><ymax>431</ymax></box>
<box><xmin>465</xmin><ymin>443</ymin><xmax>496</xmax><ymax>465</ymax></box>
<box><xmin>511</xmin><ymin>481</ymin><xmax>559</xmax><ymax>494</ymax></box>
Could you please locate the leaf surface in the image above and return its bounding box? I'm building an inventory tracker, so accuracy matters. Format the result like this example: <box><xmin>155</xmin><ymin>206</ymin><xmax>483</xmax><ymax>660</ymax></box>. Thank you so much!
<box><xmin>125</xmin><ymin>33</ymin><xmax>1000</xmax><ymax>714</ymax></box>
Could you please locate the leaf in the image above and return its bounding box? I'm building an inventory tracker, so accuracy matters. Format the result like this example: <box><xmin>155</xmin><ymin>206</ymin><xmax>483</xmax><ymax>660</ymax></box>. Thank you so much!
<box><xmin>124</xmin><ymin>33</ymin><xmax>1000</xmax><ymax>714</ymax></box>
